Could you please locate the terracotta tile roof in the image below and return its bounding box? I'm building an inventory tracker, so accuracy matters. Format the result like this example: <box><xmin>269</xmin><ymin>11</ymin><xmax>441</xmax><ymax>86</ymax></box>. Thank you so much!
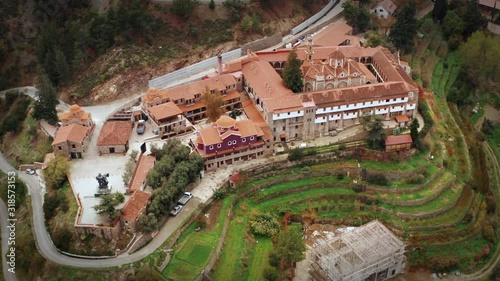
<box><xmin>385</xmin><ymin>134</ymin><xmax>412</xmax><ymax>146</ymax></box>
<box><xmin>61</xmin><ymin>104</ymin><xmax>91</xmax><ymax>122</ymax></box>
<box><xmin>479</xmin><ymin>0</ymin><xmax>495</xmax><ymax>7</ymax></box>
<box><xmin>237</xmin><ymin>120</ymin><xmax>259</xmax><ymax>137</ymax></box>
<box><xmin>242</xmin><ymin>100</ymin><xmax>273</xmax><ymax>141</ymax></box>
<box><xmin>97</xmin><ymin>121</ymin><xmax>133</xmax><ymax>146</ymax></box>
<box><xmin>216</xmin><ymin>115</ymin><xmax>237</xmax><ymax>128</ymax></box>
<box><xmin>264</xmin><ymin>96</ymin><xmax>304</xmax><ymax>113</ymax></box>
<box><xmin>52</xmin><ymin>124</ymin><xmax>89</xmax><ymax>145</ymax></box>
<box><xmin>164</xmin><ymin>74</ymin><xmax>236</xmax><ymax>102</ymax></box>
<box><xmin>241</xmin><ymin>58</ymin><xmax>293</xmax><ymax>99</ymax></box>
<box><xmin>128</xmin><ymin>155</ymin><xmax>156</xmax><ymax>192</ymax></box>
<box><xmin>199</xmin><ymin>127</ymin><xmax>221</xmax><ymax>146</ymax></box>
<box><xmin>300</xmin><ymin>82</ymin><xmax>410</xmax><ymax>108</ymax></box>
<box><xmin>299</xmin><ymin>23</ymin><xmax>353</xmax><ymax>47</ymax></box>
<box><xmin>143</xmin><ymin>88</ymin><xmax>168</xmax><ymax>105</ymax></box>
<box><xmin>378</xmin><ymin>0</ymin><xmax>398</xmax><ymax>13</ymax></box>
<box><xmin>121</xmin><ymin>190</ymin><xmax>151</xmax><ymax>222</ymax></box>
<box><xmin>395</xmin><ymin>115</ymin><xmax>409</xmax><ymax>123</ymax></box>
<box><xmin>148</xmin><ymin>102</ymin><xmax>183</xmax><ymax>121</ymax></box>
<box><xmin>229</xmin><ymin>173</ymin><xmax>242</xmax><ymax>183</ymax></box>
<box><xmin>198</xmin><ymin>117</ymin><xmax>262</xmax><ymax>146</ymax></box>
<box><xmin>223</xmin><ymin>60</ymin><xmax>243</xmax><ymax>73</ymax></box>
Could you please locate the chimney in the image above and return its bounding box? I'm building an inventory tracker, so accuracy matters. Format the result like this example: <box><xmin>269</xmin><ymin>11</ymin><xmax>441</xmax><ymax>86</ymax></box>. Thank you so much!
<box><xmin>217</xmin><ymin>55</ymin><xmax>223</xmax><ymax>74</ymax></box>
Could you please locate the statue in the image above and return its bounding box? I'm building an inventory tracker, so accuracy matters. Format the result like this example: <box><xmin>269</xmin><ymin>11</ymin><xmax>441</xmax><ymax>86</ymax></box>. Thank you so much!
<box><xmin>95</xmin><ymin>173</ymin><xmax>111</xmax><ymax>197</ymax></box>
<box><xmin>96</xmin><ymin>173</ymin><xmax>109</xmax><ymax>189</ymax></box>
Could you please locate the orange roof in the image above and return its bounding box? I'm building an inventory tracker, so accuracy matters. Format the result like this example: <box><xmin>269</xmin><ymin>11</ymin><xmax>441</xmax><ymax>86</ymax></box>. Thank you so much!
<box><xmin>395</xmin><ymin>115</ymin><xmax>409</xmax><ymax>123</ymax></box>
<box><xmin>299</xmin><ymin>23</ymin><xmax>353</xmax><ymax>47</ymax></box>
<box><xmin>163</xmin><ymin>74</ymin><xmax>236</xmax><ymax>102</ymax></box>
<box><xmin>121</xmin><ymin>190</ymin><xmax>151</xmax><ymax>222</ymax></box>
<box><xmin>242</xmin><ymin>101</ymin><xmax>273</xmax><ymax>140</ymax></box>
<box><xmin>148</xmin><ymin>102</ymin><xmax>183</xmax><ymax>121</ymax></box>
<box><xmin>61</xmin><ymin>104</ymin><xmax>91</xmax><ymax>122</ymax></box>
<box><xmin>128</xmin><ymin>155</ymin><xmax>156</xmax><ymax>192</ymax></box>
<box><xmin>97</xmin><ymin>121</ymin><xmax>133</xmax><ymax>146</ymax></box>
<box><xmin>216</xmin><ymin>116</ymin><xmax>237</xmax><ymax>128</ymax></box>
<box><xmin>198</xmin><ymin>117</ymin><xmax>262</xmax><ymax>146</ymax></box>
<box><xmin>264</xmin><ymin>96</ymin><xmax>303</xmax><ymax>113</ymax></box>
<box><xmin>52</xmin><ymin>124</ymin><xmax>89</xmax><ymax>145</ymax></box>
<box><xmin>229</xmin><ymin>173</ymin><xmax>242</xmax><ymax>183</ymax></box>
<box><xmin>241</xmin><ymin>58</ymin><xmax>293</xmax><ymax>99</ymax></box>
<box><xmin>385</xmin><ymin>135</ymin><xmax>413</xmax><ymax>146</ymax></box>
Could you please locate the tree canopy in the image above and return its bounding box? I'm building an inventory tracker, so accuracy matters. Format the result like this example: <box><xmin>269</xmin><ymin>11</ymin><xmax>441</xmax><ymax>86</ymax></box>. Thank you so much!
<box><xmin>282</xmin><ymin>49</ymin><xmax>303</xmax><ymax>93</ymax></box>
<box><xmin>172</xmin><ymin>0</ymin><xmax>200</xmax><ymax>19</ymax></box>
<box><xmin>341</xmin><ymin>1</ymin><xmax>371</xmax><ymax>33</ymax></box>
<box><xmin>202</xmin><ymin>87</ymin><xmax>226</xmax><ymax>123</ymax></box>
<box><xmin>432</xmin><ymin>0</ymin><xmax>448</xmax><ymax>22</ymax></box>
<box><xmin>43</xmin><ymin>156</ymin><xmax>70</xmax><ymax>190</ymax></box>
<box><xmin>389</xmin><ymin>2</ymin><xmax>417</xmax><ymax>53</ymax></box>
<box><xmin>33</xmin><ymin>71</ymin><xmax>59</xmax><ymax>125</ymax></box>
<box><xmin>458</xmin><ymin>32</ymin><xmax>500</xmax><ymax>85</ymax></box>
<box><xmin>462</xmin><ymin>0</ymin><xmax>487</xmax><ymax>38</ymax></box>
<box><xmin>93</xmin><ymin>192</ymin><xmax>125</xmax><ymax>221</ymax></box>
<box><xmin>366</xmin><ymin>117</ymin><xmax>386</xmax><ymax>151</ymax></box>
<box><xmin>275</xmin><ymin>225</ymin><xmax>305</xmax><ymax>267</ymax></box>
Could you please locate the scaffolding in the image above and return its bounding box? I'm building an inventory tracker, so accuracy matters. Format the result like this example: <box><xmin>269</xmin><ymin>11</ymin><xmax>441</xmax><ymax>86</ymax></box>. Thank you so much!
<box><xmin>309</xmin><ymin>221</ymin><xmax>405</xmax><ymax>281</ymax></box>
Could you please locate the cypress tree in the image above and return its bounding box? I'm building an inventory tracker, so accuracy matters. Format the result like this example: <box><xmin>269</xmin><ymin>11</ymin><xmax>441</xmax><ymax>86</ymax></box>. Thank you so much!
<box><xmin>282</xmin><ymin>49</ymin><xmax>303</xmax><ymax>93</ymax></box>
<box><xmin>432</xmin><ymin>0</ymin><xmax>448</xmax><ymax>22</ymax></box>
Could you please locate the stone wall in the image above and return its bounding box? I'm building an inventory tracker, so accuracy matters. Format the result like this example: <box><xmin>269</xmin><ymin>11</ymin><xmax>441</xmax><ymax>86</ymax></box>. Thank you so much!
<box><xmin>75</xmin><ymin>223</ymin><xmax>121</xmax><ymax>240</ymax></box>
<box><xmin>241</xmin><ymin>33</ymin><xmax>282</xmax><ymax>55</ymax></box>
<box><xmin>128</xmin><ymin>233</ymin><xmax>153</xmax><ymax>253</ymax></box>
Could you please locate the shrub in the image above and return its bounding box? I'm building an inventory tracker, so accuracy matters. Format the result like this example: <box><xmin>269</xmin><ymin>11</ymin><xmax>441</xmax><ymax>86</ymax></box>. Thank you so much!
<box><xmin>213</xmin><ymin>189</ymin><xmax>227</xmax><ymax>200</ymax></box>
<box><xmin>483</xmin><ymin>225</ymin><xmax>496</xmax><ymax>243</ymax></box>
<box><xmin>249</xmin><ymin>211</ymin><xmax>280</xmax><ymax>237</ymax></box>
<box><xmin>288</xmin><ymin>148</ymin><xmax>304</xmax><ymax>161</ymax></box>
<box><xmin>195</xmin><ymin>215</ymin><xmax>207</xmax><ymax>230</ymax></box>
<box><xmin>366</xmin><ymin>174</ymin><xmax>390</xmax><ymax>186</ymax></box>
<box><xmin>268</xmin><ymin>251</ymin><xmax>280</xmax><ymax>267</ymax></box>
<box><xmin>406</xmin><ymin>174</ymin><xmax>425</xmax><ymax>184</ymax></box>
<box><xmin>44</xmin><ymin>192</ymin><xmax>62</xmax><ymax>220</ymax></box>
<box><xmin>263</xmin><ymin>267</ymin><xmax>279</xmax><ymax>281</ymax></box>
<box><xmin>336</xmin><ymin>172</ymin><xmax>345</xmax><ymax>180</ymax></box>
<box><xmin>353</xmin><ymin>185</ymin><xmax>365</xmax><ymax>193</ymax></box>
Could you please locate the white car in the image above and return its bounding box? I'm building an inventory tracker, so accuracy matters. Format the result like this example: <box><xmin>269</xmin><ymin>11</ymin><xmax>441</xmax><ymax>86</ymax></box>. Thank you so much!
<box><xmin>170</xmin><ymin>205</ymin><xmax>183</xmax><ymax>216</ymax></box>
<box><xmin>25</xmin><ymin>169</ymin><xmax>36</xmax><ymax>175</ymax></box>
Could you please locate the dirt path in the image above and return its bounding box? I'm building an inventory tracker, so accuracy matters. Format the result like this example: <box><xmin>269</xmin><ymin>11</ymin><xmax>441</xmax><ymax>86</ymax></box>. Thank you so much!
<box><xmin>475</xmin><ymin>105</ymin><xmax>500</xmax><ymax>130</ymax></box>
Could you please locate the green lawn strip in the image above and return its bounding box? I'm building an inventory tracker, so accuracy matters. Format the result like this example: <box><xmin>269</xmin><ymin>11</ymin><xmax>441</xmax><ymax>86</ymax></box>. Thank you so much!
<box><xmin>432</xmin><ymin>60</ymin><xmax>444</xmax><ymax>93</ymax></box>
<box><xmin>379</xmin><ymin>183</ymin><xmax>463</xmax><ymax>214</ymax></box>
<box><xmin>407</xmin><ymin>235</ymin><xmax>491</xmax><ymax>272</ymax></box>
<box><xmin>255</xmin><ymin>188</ymin><xmax>357</xmax><ymax>212</ymax></box>
<box><xmin>256</xmin><ymin>176</ymin><xmax>349</xmax><ymax>198</ymax></box>
<box><xmin>357</xmin><ymin>152</ymin><xmax>429</xmax><ymax>171</ymax></box>
<box><xmin>247</xmin><ymin>238</ymin><xmax>273</xmax><ymax>281</ymax></box>
<box><xmin>377</xmin><ymin>171</ymin><xmax>454</xmax><ymax>202</ymax></box>
<box><xmin>240</xmin><ymin>174</ymin><xmax>289</xmax><ymax>193</ymax></box>
<box><xmin>444</xmin><ymin>55</ymin><xmax>461</xmax><ymax>93</ymax></box>
<box><xmin>163</xmin><ymin>196</ymin><xmax>234</xmax><ymax>280</ymax></box>
<box><xmin>211</xmin><ymin>205</ymin><xmax>250</xmax><ymax>281</ymax></box>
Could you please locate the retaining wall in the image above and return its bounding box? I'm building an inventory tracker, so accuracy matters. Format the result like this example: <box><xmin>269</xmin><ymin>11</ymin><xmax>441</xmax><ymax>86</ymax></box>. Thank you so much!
<box><xmin>290</xmin><ymin>0</ymin><xmax>338</xmax><ymax>35</ymax></box>
<box><xmin>241</xmin><ymin>33</ymin><xmax>282</xmax><ymax>55</ymax></box>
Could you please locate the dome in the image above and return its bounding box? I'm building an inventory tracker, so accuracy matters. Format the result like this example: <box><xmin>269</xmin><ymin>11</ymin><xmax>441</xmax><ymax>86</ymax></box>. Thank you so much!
<box><xmin>69</xmin><ymin>104</ymin><xmax>82</xmax><ymax>113</ymax></box>
<box><xmin>215</xmin><ymin>116</ymin><xmax>236</xmax><ymax>128</ymax></box>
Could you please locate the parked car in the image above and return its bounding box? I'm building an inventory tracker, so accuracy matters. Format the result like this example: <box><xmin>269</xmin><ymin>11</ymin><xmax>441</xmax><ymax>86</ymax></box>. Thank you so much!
<box><xmin>170</xmin><ymin>205</ymin><xmax>183</xmax><ymax>216</ymax></box>
<box><xmin>136</xmin><ymin>120</ymin><xmax>146</xmax><ymax>134</ymax></box>
<box><xmin>25</xmin><ymin>169</ymin><xmax>36</xmax><ymax>175</ymax></box>
<box><xmin>177</xmin><ymin>192</ymin><xmax>193</xmax><ymax>205</ymax></box>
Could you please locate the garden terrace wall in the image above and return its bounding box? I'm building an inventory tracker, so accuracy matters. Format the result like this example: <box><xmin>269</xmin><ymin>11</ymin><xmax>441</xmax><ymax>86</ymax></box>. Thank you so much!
<box><xmin>365</xmin><ymin>167</ymin><xmax>442</xmax><ymax>194</ymax></box>
<box><xmin>254</xmin><ymin>183</ymin><xmax>355</xmax><ymax>203</ymax></box>
<box><xmin>378</xmin><ymin>176</ymin><xmax>456</xmax><ymax>207</ymax></box>
<box><xmin>408</xmin><ymin>190</ymin><xmax>477</xmax><ymax>231</ymax></box>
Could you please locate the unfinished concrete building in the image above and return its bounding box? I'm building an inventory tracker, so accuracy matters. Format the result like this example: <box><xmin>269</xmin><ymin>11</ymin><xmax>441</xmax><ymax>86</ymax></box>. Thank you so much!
<box><xmin>309</xmin><ymin>221</ymin><xmax>405</xmax><ymax>281</ymax></box>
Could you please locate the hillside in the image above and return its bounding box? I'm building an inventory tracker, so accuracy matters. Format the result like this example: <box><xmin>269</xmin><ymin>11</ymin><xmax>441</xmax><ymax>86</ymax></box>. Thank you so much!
<box><xmin>0</xmin><ymin>0</ymin><xmax>329</xmax><ymax>105</ymax></box>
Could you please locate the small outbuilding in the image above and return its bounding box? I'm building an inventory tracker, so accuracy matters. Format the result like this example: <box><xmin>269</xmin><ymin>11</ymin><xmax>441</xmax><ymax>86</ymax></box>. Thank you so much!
<box><xmin>97</xmin><ymin>121</ymin><xmax>133</xmax><ymax>154</ymax></box>
<box><xmin>394</xmin><ymin>115</ymin><xmax>410</xmax><ymax>128</ymax></box>
<box><xmin>52</xmin><ymin>124</ymin><xmax>91</xmax><ymax>159</ymax></box>
<box><xmin>385</xmin><ymin>134</ymin><xmax>413</xmax><ymax>152</ymax></box>
<box><xmin>373</xmin><ymin>0</ymin><xmax>398</xmax><ymax>18</ymax></box>
<box><xmin>120</xmin><ymin>190</ymin><xmax>151</xmax><ymax>232</ymax></box>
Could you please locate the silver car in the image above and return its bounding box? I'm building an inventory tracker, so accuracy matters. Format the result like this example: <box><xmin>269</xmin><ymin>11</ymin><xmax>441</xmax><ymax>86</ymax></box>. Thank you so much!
<box><xmin>170</xmin><ymin>205</ymin><xmax>183</xmax><ymax>216</ymax></box>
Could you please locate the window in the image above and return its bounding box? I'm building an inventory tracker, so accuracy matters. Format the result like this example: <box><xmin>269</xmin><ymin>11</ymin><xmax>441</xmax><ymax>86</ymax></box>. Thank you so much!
<box><xmin>233</xmin><ymin>140</ymin><xmax>237</xmax><ymax>145</ymax></box>
<box><xmin>242</xmin><ymin>138</ymin><xmax>246</xmax><ymax>142</ymax></box>
<box><xmin>295</xmin><ymin>125</ymin><xmax>298</xmax><ymax>129</ymax></box>
<box><xmin>273</xmin><ymin>128</ymin><xmax>276</xmax><ymax>132</ymax></box>
<box><xmin>250</xmin><ymin>136</ymin><xmax>255</xmax><ymax>140</ymax></box>
<box><xmin>217</xmin><ymin>143</ymin><xmax>222</xmax><ymax>148</ymax></box>
<box><xmin>282</xmin><ymin>126</ymin><xmax>285</xmax><ymax>130</ymax></box>
<box><xmin>209</xmin><ymin>145</ymin><xmax>214</xmax><ymax>150</ymax></box>
<box><xmin>287</xmin><ymin>112</ymin><xmax>290</xmax><ymax>115</ymax></box>
<box><xmin>72</xmin><ymin>144</ymin><xmax>76</xmax><ymax>149</ymax></box>
<box><xmin>58</xmin><ymin>146</ymin><xmax>62</xmax><ymax>150</ymax></box>
<box><xmin>386</xmin><ymin>99</ymin><xmax>389</xmax><ymax>102</ymax></box>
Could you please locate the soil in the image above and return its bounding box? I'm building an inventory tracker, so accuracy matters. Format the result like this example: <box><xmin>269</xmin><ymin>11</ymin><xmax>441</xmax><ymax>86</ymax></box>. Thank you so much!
<box><xmin>203</xmin><ymin>199</ymin><xmax>223</xmax><ymax>232</ymax></box>
<box><xmin>59</xmin><ymin>0</ymin><xmax>329</xmax><ymax>105</ymax></box>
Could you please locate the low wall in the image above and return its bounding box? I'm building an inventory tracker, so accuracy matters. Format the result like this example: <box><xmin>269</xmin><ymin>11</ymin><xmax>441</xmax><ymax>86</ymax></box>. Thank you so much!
<box><xmin>128</xmin><ymin>233</ymin><xmax>153</xmax><ymax>253</ymax></box>
<box><xmin>19</xmin><ymin>162</ymin><xmax>46</xmax><ymax>171</ymax></box>
<box><xmin>241</xmin><ymin>33</ymin><xmax>282</xmax><ymax>55</ymax></box>
<box><xmin>487</xmin><ymin>22</ymin><xmax>500</xmax><ymax>35</ymax></box>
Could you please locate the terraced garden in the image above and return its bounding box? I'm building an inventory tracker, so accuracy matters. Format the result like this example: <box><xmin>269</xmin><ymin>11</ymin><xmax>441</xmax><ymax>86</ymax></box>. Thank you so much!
<box><xmin>207</xmin><ymin>22</ymin><xmax>498</xmax><ymax>279</ymax></box>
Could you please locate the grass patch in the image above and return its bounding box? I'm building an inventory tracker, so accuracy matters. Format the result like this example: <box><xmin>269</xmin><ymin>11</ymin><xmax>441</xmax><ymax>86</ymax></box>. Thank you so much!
<box><xmin>163</xmin><ymin>196</ymin><xmax>235</xmax><ymax>281</ymax></box>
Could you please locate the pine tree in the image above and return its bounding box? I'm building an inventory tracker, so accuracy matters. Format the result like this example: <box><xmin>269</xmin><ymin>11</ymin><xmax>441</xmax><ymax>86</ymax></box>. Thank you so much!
<box><xmin>209</xmin><ymin>0</ymin><xmax>215</xmax><ymax>10</ymax></box>
<box><xmin>366</xmin><ymin>117</ymin><xmax>386</xmax><ymax>151</ymax></box>
<box><xmin>432</xmin><ymin>0</ymin><xmax>448</xmax><ymax>22</ymax></box>
<box><xmin>33</xmin><ymin>71</ymin><xmax>59</xmax><ymax>125</ymax></box>
<box><xmin>54</xmin><ymin>48</ymin><xmax>69</xmax><ymax>85</ymax></box>
<box><xmin>389</xmin><ymin>2</ymin><xmax>417</xmax><ymax>53</ymax></box>
<box><xmin>282</xmin><ymin>49</ymin><xmax>303</xmax><ymax>93</ymax></box>
<box><xmin>409</xmin><ymin>118</ymin><xmax>420</xmax><ymax>149</ymax></box>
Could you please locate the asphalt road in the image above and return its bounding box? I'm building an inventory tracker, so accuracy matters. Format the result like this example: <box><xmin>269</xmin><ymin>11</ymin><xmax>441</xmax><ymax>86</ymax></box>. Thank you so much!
<box><xmin>0</xmin><ymin>198</ymin><xmax>16</xmax><ymax>281</ymax></box>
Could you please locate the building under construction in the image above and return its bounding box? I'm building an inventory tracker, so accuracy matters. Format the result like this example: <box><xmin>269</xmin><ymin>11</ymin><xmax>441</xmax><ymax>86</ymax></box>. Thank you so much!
<box><xmin>308</xmin><ymin>220</ymin><xmax>405</xmax><ymax>281</ymax></box>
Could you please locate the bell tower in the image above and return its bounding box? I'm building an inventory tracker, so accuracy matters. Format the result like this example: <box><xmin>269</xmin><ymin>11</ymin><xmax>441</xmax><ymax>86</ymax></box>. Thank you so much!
<box><xmin>305</xmin><ymin>37</ymin><xmax>314</xmax><ymax>62</ymax></box>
